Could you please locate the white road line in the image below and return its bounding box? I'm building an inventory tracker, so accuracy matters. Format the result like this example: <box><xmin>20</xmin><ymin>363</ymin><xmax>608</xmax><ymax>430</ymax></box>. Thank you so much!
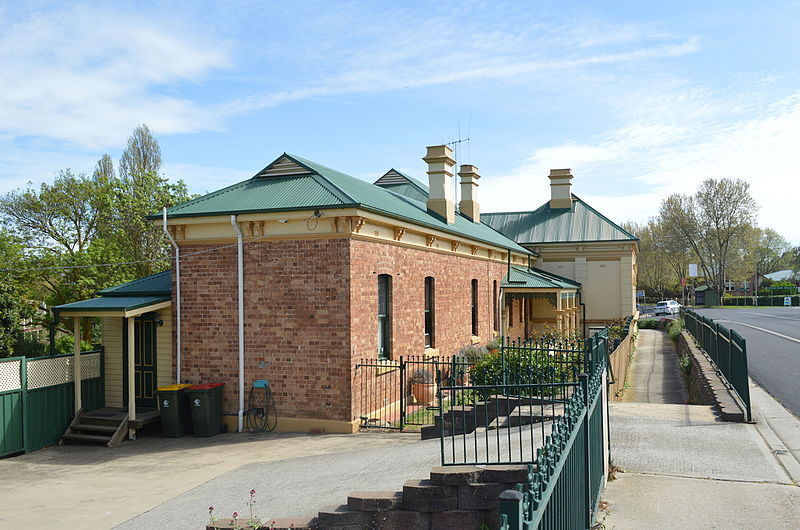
<box><xmin>715</xmin><ymin>320</ymin><xmax>800</xmax><ymax>344</ymax></box>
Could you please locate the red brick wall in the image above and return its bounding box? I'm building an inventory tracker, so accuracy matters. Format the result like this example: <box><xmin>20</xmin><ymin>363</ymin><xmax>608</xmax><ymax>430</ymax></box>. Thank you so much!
<box><xmin>172</xmin><ymin>235</ymin><xmax>508</xmax><ymax>425</ymax></box>
<box><xmin>174</xmin><ymin>238</ymin><xmax>352</xmax><ymax>422</ymax></box>
<box><xmin>349</xmin><ymin>239</ymin><xmax>507</xmax><ymax>416</ymax></box>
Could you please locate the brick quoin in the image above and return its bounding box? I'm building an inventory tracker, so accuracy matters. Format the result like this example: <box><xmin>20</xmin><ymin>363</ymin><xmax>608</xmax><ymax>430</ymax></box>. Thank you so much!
<box><xmin>173</xmin><ymin>236</ymin><xmax>507</xmax><ymax>424</ymax></box>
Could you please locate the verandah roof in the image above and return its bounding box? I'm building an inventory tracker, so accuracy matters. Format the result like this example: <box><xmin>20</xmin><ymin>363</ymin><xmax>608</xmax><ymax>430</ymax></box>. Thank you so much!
<box><xmin>502</xmin><ymin>265</ymin><xmax>581</xmax><ymax>290</ymax></box>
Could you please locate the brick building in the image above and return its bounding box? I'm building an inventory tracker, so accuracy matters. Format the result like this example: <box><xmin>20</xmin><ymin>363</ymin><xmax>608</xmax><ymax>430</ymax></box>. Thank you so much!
<box><xmin>55</xmin><ymin>145</ymin><xmax>635</xmax><ymax>437</ymax></box>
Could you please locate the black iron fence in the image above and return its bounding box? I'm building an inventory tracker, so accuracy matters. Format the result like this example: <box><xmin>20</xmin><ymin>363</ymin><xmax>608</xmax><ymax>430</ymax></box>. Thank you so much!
<box><xmin>355</xmin><ymin>355</ymin><xmax>464</xmax><ymax>431</ymax></box>
<box><xmin>681</xmin><ymin>309</ymin><xmax>752</xmax><ymax>421</ymax></box>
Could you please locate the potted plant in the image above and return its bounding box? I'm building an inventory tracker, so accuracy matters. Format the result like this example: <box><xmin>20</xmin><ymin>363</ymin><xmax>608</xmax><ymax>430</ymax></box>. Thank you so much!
<box><xmin>408</xmin><ymin>368</ymin><xmax>436</xmax><ymax>405</ymax></box>
<box><xmin>486</xmin><ymin>337</ymin><xmax>501</xmax><ymax>355</ymax></box>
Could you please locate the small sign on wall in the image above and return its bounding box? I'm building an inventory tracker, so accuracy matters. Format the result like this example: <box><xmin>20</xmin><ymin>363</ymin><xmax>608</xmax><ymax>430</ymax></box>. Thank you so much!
<box><xmin>785</xmin><ymin>297</ymin><xmax>792</xmax><ymax>307</ymax></box>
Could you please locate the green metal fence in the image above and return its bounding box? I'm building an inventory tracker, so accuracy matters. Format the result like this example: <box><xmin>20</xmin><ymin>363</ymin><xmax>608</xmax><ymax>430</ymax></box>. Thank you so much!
<box><xmin>0</xmin><ymin>349</ymin><xmax>104</xmax><ymax>458</ymax></box>
<box><xmin>498</xmin><ymin>332</ymin><xmax>608</xmax><ymax>529</ymax></box>
<box><xmin>681</xmin><ymin>309</ymin><xmax>751</xmax><ymax>421</ymax></box>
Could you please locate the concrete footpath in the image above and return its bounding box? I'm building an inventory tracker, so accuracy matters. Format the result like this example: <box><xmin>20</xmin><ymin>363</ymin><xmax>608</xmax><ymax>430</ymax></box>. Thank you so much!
<box><xmin>602</xmin><ymin>329</ymin><xmax>800</xmax><ymax>529</ymax></box>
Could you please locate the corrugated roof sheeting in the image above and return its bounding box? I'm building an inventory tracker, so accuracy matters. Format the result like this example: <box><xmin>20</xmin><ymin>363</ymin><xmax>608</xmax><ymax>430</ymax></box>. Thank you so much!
<box><xmin>502</xmin><ymin>265</ymin><xmax>581</xmax><ymax>289</ymax></box>
<box><xmin>98</xmin><ymin>270</ymin><xmax>172</xmax><ymax>296</ymax></box>
<box><xmin>157</xmin><ymin>153</ymin><xmax>530</xmax><ymax>254</ymax></box>
<box><xmin>163</xmin><ymin>174</ymin><xmax>350</xmax><ymax>218</ymax></box>
<box><xmin>54</xmin><ymin>295</ymin><xmax>170</xmax><ymax>313</ymax></box>
<box><xmin>483</xmin><ymin>196</ymin><xmax>637</xmax><ymax>244</ymax></box>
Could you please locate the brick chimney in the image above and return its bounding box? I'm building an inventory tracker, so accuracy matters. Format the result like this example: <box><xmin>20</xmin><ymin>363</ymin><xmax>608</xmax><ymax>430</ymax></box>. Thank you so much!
<box><xmin>458</xmin><ymin>164</ymin><xmax>480</xmax><ymax>222</ymax></box>
<box><xmin>423</xmin><ymin>145</ymin><xmax>456</xmax><ymax>223</ymax></box>
<box><xmin>548</xmin><ymin>168</ymin><xmax>573</xmax><ymax>209</ymax></box>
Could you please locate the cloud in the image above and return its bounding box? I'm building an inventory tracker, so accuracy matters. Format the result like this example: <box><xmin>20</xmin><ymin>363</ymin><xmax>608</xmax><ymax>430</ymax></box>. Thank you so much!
<box><xmin>215</xmin><ymin>7</ymin><xmax>700</xmax><ymax>116</ymax></box>
<box><xmin>0</xmin><ymin>4</ymin><xmax>231</xmax><ymax>149</ymax></box>
<box><xmin>481</xmin><ymin>92</ymin><xmax>800</xmax><ymax>244</ymax></box>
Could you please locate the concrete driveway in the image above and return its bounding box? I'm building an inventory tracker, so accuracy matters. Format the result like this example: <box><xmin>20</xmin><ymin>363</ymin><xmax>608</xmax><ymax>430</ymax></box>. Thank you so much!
<box><xmin>0</xmin><ymin>428</ymin><xmax>427</xmax><ymax>529</ymax></box>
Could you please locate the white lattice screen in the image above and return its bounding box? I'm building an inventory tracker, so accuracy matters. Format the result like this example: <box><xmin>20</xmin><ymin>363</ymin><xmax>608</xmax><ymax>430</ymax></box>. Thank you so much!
<box><xmin>80</xmin><ymin>352</ymin><xmax>101</xmax><ymax>380</ymax></box>
<box><xmin>27</xmin><ymin>356</ymin><xmax>72</xmax><ymax>390</ymax></box>
<box><xmin>0</xmin><ymin>360</ymin><xmax>22</xmax><ymax>392</ymax></box>
<box><xmin>25</xmin><ymin>353</ymin><xmax>102</xmax><ymax>390</ymax></box>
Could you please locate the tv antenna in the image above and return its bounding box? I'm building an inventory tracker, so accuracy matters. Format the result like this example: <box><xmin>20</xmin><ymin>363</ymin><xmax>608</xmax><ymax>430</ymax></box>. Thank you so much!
<box><xmin>446</xmin><ymin>115</ymin><xmax>472</xmax><ymax>205</ymax></box>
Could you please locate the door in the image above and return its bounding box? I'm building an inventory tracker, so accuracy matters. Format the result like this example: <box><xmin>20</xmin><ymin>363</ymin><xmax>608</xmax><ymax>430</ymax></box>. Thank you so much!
<box><xmin>123</xmin><ymin>314</ymin><xmax>159</xmax><ymax>409</ymax></box>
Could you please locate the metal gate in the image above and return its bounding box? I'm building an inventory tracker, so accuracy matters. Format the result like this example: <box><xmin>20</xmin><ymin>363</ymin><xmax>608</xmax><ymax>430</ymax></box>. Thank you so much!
<box><xmin>355</xmin><ymin>355</ymin><xmax>467</xmax><ymax>431</ymax></box>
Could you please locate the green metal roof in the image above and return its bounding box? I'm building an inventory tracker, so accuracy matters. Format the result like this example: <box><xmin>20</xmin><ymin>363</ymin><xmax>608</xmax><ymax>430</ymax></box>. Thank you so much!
<box><xmin>54</xmin><ymin>295</ymin><xmax>170</xmax><ymax>313</ymax></box>
<box><xmin>97</xmin><ymin>270</ymin><xmax>171</xmax><ymax>297</ymax></box>
<box><xmin>483</xmin><ymin>196</ymin><xmax>637</xmax><ymax>244</ymax></box>
<box><xmin>373</xmin><ymin>169</ymin><xmax>430</xmax><ymax>202</ymax></box>
<box><xmin>155</xmin><ymin>153</ymin><xmax>530</xmax><ymax>254</ymax></box>
<box><xmin>502</xmin><ymin>266</ymin><xmax>582</xmax><ymax>289</ymax></box>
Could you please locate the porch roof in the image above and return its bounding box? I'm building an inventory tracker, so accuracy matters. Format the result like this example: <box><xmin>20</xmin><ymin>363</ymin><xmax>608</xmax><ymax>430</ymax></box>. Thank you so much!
<box><xmin>53</xmin><ymin>295</ymin><xmax>170</xmax><ymax>317</ymax></box>
<box><xmin>502</xmin><ymin>265</ymin><xmax>581</xmax><ymax>290</ymax></box>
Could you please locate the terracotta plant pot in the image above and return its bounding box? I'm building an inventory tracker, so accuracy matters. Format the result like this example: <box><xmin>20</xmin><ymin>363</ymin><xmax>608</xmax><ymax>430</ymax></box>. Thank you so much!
<box><xmin>411</xmin><ymin>383</ymin><xmax>436</xmax><ymax>405</ymax></box>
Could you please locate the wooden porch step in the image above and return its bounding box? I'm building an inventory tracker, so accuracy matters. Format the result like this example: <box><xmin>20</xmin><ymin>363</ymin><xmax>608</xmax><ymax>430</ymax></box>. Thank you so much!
<box><xmin>60</xmin><ymin>408</ymin><xmax>130</xmax><ymax>448</ymax></box>
<box><xmin>62</xmin><ymin>433</ymin><xmax>112</xmax><ymax>443</ymax></box>
<box><xmin>72</xmin><ymin>423</ymin><xmax>119</xmax><ymax>432</ymax></box>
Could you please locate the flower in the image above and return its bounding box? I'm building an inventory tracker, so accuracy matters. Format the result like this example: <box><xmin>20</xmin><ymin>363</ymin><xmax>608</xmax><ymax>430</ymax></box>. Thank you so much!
<box><xmin>233</xmin><ymin>512</ymin><xmax>239</xmax><ymax>519</ymax></box>
<box><xmin>250</xmin><ymin>489</ymin><xmax>256</xmax><ymax>496</ymax></box>
<box><xmin>208</xmin><ymin>506</ymin><xmax>214</xmax><ymax>512</ymax></box>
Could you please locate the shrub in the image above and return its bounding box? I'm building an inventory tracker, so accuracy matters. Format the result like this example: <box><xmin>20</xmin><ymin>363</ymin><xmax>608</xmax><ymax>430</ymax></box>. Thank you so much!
<box><xmin>667</xmin><ymin>319</ymin><xmax>684</xmax><ymax>342</ymax></box>
<box><xmin>469</xmin><ymin>348</ymin><xmax>581</xmax><ymax>399</ymax></box>
<box><xmin>637</xmin><ymin>319</ymin><xmax>658</xmax><ymax>329</ymax></box>
<box><xmin>679</xmin><ymin>354</ymin><xmax>692</xmax><ymax>377</ymax></box>
<box><xmin>458</xmin><ymin>343</ymin><xmax>487</xmax><ymax>362</ymax></box>
<box><xmin>485</xmin><ymin>336</ymin><xmax>500</xmax><ymax>352</ymax></box>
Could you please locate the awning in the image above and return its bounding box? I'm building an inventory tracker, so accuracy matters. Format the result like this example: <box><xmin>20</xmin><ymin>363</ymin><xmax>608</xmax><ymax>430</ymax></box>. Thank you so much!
<box><xmin>502</xmin><ymin>265</ymin><xmax>581</xmax><ymax>290</ymax></box>
<box><xmin>54</xmin><ymin>295</ymin><xmax>171</xmax><ymax>317</ymax></box>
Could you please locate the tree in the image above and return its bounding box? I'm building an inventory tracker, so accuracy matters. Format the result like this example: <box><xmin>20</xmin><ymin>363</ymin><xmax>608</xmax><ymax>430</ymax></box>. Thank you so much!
<box><xmin>659</xmin><ymin>178</ymin><xmax>757</xmax><ymax>295</ymax></box>
<box><xmin>746</xmin><ymin>227</ymin><xmax>792</xmax><ymax>277</ymax></box>
<box><xmin>0</xmin><ymin>275</ymin><xmax>28</xmax><ymax>357</ymax></box>
<box><xmin>623</xmin><ymin>220</ymin><xmax>672</xmax><ymax>299</ymax></box>
<box><xmin>0</xmin><ymin>125</ymin><xmax>192</xmax><ymax>343</ymax></box>
<box><xmin>109</xmin><ymin>125</ymin><xmax>190</xmax><ymax>277</ymax></box>
<box><xmin>119</xmin><ymin>124</ymin><xmax>161</xmax><ymax>181</ymax></box>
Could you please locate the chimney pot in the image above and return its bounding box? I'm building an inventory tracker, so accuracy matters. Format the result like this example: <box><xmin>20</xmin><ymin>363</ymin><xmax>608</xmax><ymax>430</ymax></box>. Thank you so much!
<box><xmin>548</xmin><ymin>168</ymin><xmax>573</xmax><ymax>209</ymax></box>
<box><xmin>458</xmin><ymin>164</ymin><xmax>481</xmax><ymax>222</ymax></box>
<box><xmin>423</xmin><ymin>145</ymin><xmax>456</xmax><ymax>223</ymax></box>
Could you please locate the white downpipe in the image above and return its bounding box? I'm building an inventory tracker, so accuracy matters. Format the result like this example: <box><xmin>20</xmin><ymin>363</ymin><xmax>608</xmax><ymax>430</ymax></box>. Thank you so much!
<box><xmin>230</xmin><ymin>215</ymin><xmax>245</xmax><ymax>433</ymax></box>
<box><xmin>499</xmin><ymin>288</ymin><xmax>505</xmax><ymax>337</ymax></box>
<box><xmin>163</xmin><ymin>208</ymin><xmax>182</xmax><ymax>383</ymax></box>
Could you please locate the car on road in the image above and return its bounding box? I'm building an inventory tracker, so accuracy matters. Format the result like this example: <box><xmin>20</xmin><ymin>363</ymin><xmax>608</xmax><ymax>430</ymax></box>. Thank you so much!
<box><xmin>654</xmin><ymin>300</ymin><xmax>681</xmax><ymax>316</ymax></box>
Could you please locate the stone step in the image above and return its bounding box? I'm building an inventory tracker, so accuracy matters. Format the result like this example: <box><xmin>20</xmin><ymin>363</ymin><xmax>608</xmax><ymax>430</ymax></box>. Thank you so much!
<box><xmin>347</xmin><ymin>491</ymin><xmax>402</xmax><ymax>512</ymax></box>
<box><xmin>261</xmin><ymin>516</ymin><xmax>316</xmax><ymax>529</ymax></box>
<box><xmin>428</xmin><ymin>465</ymin><xmax>483</xmax><ymax>486</ymax></box>
<box><xmin>480</xmin><ymin>464</ymin><xmax>533</xmax><ymax>484</ymax></box>
<box><xmin>419</xmin><ymin>425</ymin><xmax>439</xmax><ymax>440</ymax></box>
<box><xmin>316</xmin><ymin>505</ymin><xmax>371</xmax><ymax>529</ymax></box>
<box><xmin>401</xmin><ymin>479</ymin><xmax>458</xmax><ymax>512</ymax></box>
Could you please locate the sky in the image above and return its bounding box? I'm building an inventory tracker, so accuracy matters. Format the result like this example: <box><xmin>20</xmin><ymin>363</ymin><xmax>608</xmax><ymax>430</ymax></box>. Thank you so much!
<box><xmin>2</xmin><ymin>0</ymin><xmax>800</xmax><ymax>243</ymax></box>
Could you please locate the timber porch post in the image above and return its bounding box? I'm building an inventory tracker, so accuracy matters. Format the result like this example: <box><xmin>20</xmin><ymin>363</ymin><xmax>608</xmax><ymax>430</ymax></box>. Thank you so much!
<box><xmin>127</xmin><ymin>316</ymin><xmax>137</xmax><ymax>439</ymax></box>
<box><xmin>73</xmin><ymin>317</ymin><xmax>82</xmax><ymax>412</ymax></box>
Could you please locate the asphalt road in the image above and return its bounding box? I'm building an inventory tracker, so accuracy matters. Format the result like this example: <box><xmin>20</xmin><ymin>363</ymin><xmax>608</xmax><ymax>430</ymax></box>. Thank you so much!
<box><xmin>692</xmin><ymin>307</ymin><xmax>800</xmax><ymax>418</ymax></box>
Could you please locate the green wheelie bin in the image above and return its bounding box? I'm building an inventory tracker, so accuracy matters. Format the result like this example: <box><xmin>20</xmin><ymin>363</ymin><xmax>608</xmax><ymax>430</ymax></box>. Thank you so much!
<box><xmin>187</xmin><ymin>383</ymin><xmax>225</xmax><ymax>437</ymax></box>
<box><xmin>157</xmin><ymin>384</ymin><xmax>193</xmax><ymax>437</ymax></box>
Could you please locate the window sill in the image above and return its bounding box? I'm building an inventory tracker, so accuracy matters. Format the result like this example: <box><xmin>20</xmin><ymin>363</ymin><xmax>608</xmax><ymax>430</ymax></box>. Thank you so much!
<box><xmin>423</xmin><ymin>348</ymin><xmax>439</xmax><ymax>358</ymax></box>
<box><xmin>471</xmin><ymin>336</ymin><xmax>481</xmax><ymax>345</ymax></box>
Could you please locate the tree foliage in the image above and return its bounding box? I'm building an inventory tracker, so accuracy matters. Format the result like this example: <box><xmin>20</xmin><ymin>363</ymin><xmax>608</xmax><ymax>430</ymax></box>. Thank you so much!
<box><xmin>659</xmin><ymin>178</ymin><xmax>757</xmax><ymax>295</ymax></box>
<box><xmin>0</xmin><ymin>125</ymin><xmax>191</xmax><ymax>346</ymax></box>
